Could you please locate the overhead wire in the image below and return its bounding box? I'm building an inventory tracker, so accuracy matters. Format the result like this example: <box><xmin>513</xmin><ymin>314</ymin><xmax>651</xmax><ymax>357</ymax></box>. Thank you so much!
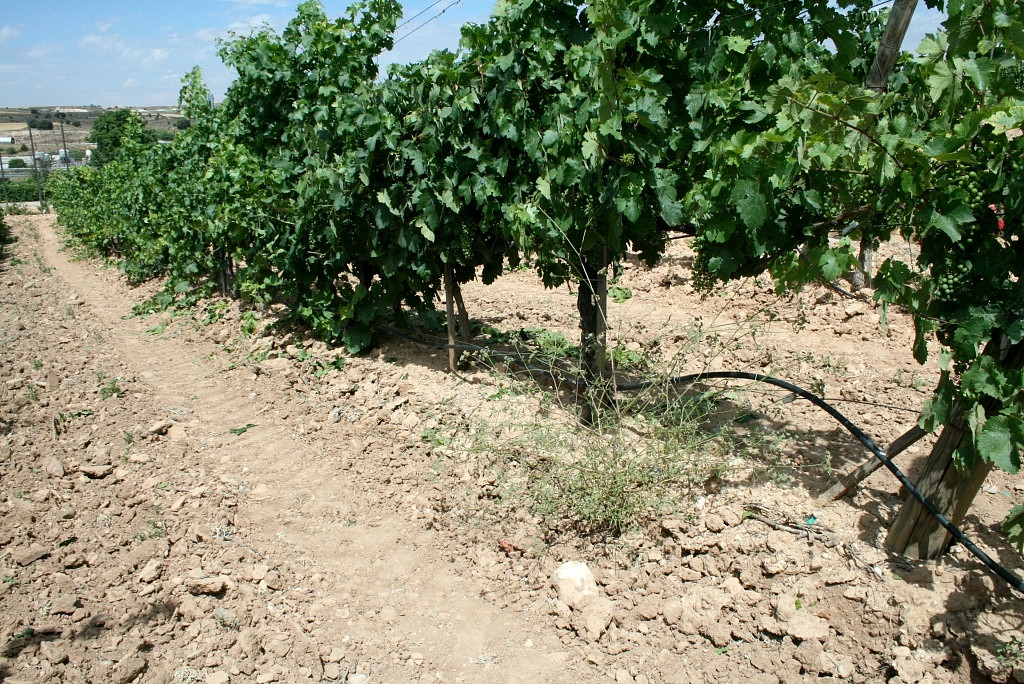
<box><xmin>393</xmin><ymin>0</ymin><xmax>466</xmax><ymax>46</ymax></box>
<box><xmin>396</xmin><ymin>0</ymin><xmax>450</xmax><ymax>31</ymax></box>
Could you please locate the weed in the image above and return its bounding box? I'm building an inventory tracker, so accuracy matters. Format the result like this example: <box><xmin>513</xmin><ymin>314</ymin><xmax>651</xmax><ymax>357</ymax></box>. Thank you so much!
<box><xmin>239</xmin><ymin>311</ymin><xmax>259</xmax><ymax>337</ymax></box>
<box><xmin>608</xmin><ymin>285</ymin><xmax>633</xmax><ymax>303</ymax></box>
<box><xmin>122</xmin><ymin>431</ymin><xmax>134</xmax><ymax>445</ymax></box>
<box><xmin>2</xmin><ymin>574</ymin><xmax>17</xmax><ymax>586</ymax></box>
<box><xmin>34</xmin><ymin>253</ymin><xmax>52</xmax><ymax>275</ymax></box>
<box><xmin>215</xmin><ymin>611</ymin><xmax>240</xmax><ymax>631</ymax></box>
<box><xmin>133</xmin><ymin>518</ymin><xmax>165</xmax><ymax>541</ymax></box>
<box><xmin>996</xmin><ymin>638</ymin><xmax>1024</xmax><ymax>668</ymax></box>
<box><xmin>202</xmin><ymin>299</ymin><xmax>230</xmax><ymax>325</ymax></box>
<box><xmin>24</xmin><ymin>386</ymin><xmax>39</xmax><ymax>403</ymax></box>
<box><xmin>99</xmin><ymin>377</ymin><xmax>123</xmax><ymax>400</ymax></box>
<box><xmin>420</xmin><ymin>427</ymin><xmax>451</xmax><ymax>448</ymax></box>
<box><xmin>173</xmin><ymin>666</ymin><xmax>203</xmax><ymax>684</ymax></box>
<box><xmin>892</xmin><ymin>368</ymin><xmax>928</xmax><ymax>391</ymax></box>
<box><xmin>31</xmin><ymin>359</ymin><xmax>42</xmax><ymax>370</ymax></box>
<box><xmin>147</xmin><ymin>322</ymin><xmax>166</xmax><ymax>336</ymax></box>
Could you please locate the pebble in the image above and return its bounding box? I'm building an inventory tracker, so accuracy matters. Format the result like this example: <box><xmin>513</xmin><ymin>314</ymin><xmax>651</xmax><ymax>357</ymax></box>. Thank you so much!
<box><xmin>13</xmin><ymin>544</ymin><xmax>49</xmax><ymax>566</ymax></box>
<box><xmin>80</xmin><ymin>464</ymin><xmax>114</xmax><ymax>479</ymax></box>
<box><xmin>185</xmin><ymin>576</ymin><xmax>227</xmax><ymax>595</ymax></box>
<box><xmin>43</xmin><ymin>456</ymin><xmax>65</xmax><ymax>477</ymax></box>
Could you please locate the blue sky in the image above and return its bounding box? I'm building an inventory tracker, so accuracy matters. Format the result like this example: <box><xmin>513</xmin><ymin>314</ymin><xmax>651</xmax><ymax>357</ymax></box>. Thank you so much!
<box><xmin>0</xmin><ymin>1</ymin><xmax>944</xmax><ymax>107</ymax></box>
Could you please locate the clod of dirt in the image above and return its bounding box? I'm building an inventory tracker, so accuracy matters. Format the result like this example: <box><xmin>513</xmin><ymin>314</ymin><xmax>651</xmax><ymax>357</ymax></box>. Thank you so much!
<box><xmin>551</xmin><ymin>560</ymin><xmax>599</xmax><ymax>608</ymax></box>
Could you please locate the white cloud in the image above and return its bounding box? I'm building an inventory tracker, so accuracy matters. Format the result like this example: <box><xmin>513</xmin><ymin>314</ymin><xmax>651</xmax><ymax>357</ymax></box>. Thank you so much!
<box><xmin>95</xmin><ymin>19</ymin><xmax>117</xmax><ymax>33</ymax></box>
<box><xmin>24</xmin><ymin>44</ymin><xmax>57</xmax><ymax>61</ymax></box>
<box><xmin>123</xmin><ymin>78</ymin><xmax>138</xmax><ymax>88</ymax></box>
<box><xmin>0</xmin><ymin>25</ymin><xmax>20</xmax><ymax>44</ymax></box>
<box><xmin>227</xmin><ymin>14</ymin><xmax>277</xmax><ymax>31</ymax></box>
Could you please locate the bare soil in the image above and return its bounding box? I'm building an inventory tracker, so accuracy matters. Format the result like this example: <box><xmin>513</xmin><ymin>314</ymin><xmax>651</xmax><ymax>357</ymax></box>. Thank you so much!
<box><xmin>1</xmin><ymin>213</ymin><xmax>1023</xmax><ymax>683</ymax></box>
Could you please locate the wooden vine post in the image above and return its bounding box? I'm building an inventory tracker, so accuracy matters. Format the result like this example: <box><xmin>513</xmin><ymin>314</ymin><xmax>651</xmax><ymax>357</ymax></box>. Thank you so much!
<box><xmin>854</xmin><ymin>0</ymin><xmax>918</xmax><ymax>289</ymax></box>
<box><xmin>444</xmin><ymin>261</ymin><xmax>458</xmax><ymax>372</ymax></box>
<box><xmin>886</xmin><ymin>341</ymin><xmax>1024</xmax><ymax>558</ymax></box>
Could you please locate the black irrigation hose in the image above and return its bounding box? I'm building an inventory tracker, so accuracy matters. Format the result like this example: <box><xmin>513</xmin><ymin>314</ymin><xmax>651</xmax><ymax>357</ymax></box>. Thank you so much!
<box><xmin>377</xmin><ymin>324</ymin><xmax>1024</xmax><ymax>594</ymax></box>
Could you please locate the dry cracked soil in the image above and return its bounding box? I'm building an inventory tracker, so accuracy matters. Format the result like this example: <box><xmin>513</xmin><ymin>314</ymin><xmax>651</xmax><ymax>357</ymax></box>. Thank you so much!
<box><xmin>1</xmin><ymin>212</ymin><xmax>1024</xmax><ymax>684</ymax></box>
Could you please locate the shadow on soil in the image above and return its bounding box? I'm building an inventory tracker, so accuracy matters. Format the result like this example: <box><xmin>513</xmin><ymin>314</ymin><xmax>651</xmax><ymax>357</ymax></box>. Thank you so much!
<box><xmin>0</xmin><ymin>600</ymin><xmax>178</xmax><ymax>667</ymax></box>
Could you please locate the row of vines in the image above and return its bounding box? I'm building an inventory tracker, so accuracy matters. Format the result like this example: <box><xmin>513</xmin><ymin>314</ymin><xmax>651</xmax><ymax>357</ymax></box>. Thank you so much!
<box><xmin>47</xmin><ymin>0</ymin><xmax>1024</xmax><ymax>562</ymax></box>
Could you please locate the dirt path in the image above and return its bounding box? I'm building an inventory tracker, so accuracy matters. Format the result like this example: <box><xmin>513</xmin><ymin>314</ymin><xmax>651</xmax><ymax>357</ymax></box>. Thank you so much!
<box><xmin>5</xmin><ymin>213</ymin><xmax>1024</xmax><ymax>683</ymax></box>
<box><xmin>1</xmin><ymin>215</ymin><xmax>584</xmax><ymax>682</ymax></box>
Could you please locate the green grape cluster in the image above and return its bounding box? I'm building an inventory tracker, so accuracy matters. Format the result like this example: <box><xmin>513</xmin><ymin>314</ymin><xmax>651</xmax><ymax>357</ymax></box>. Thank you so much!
<box><xmin>949</xmin><ymin>167</ymin><xmax>986</xmax><ymax>208</ymax></box>
<box><xmin>932</xmin><ymin>260</ymin><xmax>972</xmax><ymax>302</ymax></box>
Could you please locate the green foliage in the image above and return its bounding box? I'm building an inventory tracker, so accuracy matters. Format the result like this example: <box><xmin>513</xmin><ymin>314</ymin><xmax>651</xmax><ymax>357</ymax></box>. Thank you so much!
<box><xmin>685</xmin><ymin>0</ymin><xmax>1024</xmax><ymax>486</ymax></box>
<box><xmin>1004</xmin><ymin>505</ymin><xmax>1024</xmax><ymax>554</ymax></box>
<box><xmin>28</xmin><ymin>118</ymin><xmax>53</xmax><ymax>130</ymax></box>
<box><xmin>7</xmin><ymin>158</ymin><xmax>27</xmax><ymax>169</ymax></box>
<box><xmin>87</xmin><ymin>109</ymin><xmax>149</xmax><ymax>167</ymax></box>
<box><xmin>44</xmin><ymin>0</ymin><xmax>1024</xmax><ymax>516</ymax></box>
<box><xmin>1</xmin><ymin>179</ymin><xmax>38</xmax><ymax>202</ymax></box>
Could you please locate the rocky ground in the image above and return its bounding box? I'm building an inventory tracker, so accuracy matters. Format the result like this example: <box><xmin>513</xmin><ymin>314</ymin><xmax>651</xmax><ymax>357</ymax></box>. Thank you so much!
<box><xmin>1</xmin><ymin>212</ymin><xmax>1023</xmax><ymax>683</ymax></box>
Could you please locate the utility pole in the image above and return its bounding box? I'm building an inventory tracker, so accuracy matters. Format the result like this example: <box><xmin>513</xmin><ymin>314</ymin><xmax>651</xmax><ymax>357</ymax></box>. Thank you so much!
<box><xmin>27</xmin><ymin>126</ymin><xmax>44</xmax><ymax>206</ymax></box>
<box><xmin>854</xmin><ymin>0</ymin><xmax>918</xmax><ymax>289</ymax></box>
<box><xmin>59</xmin><ymin>120</ymin><xmax>71</xmax><ymax>170</ymax></box>
<box><xmin>0</xmin><ymin>148</ymin><xmax>8</xmax><ymax>204</ymax></box>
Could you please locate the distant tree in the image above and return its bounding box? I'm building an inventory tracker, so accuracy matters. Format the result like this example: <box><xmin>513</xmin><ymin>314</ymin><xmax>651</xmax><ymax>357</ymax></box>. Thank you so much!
<box><xmin>29</xmin><ymin>108</ymin><xmax>38</xmax><ymax>115</ymax></box>
<box><xmin>19</xmin><ymin>144</ymin><xmax>27</xmax><ymax>152</ymax></box>
<box><xmin>175</xmin><ymin>118</ymin><xmax>192</xmax><ymax>130</ymax></box>
<box><xmin>8</xmin><ymin>158</ymin><xmax>27</xmax><ymax>169</ymax></box>
<box><xmin>71</xmin><ymin>121</ymin><xmax>81</xmax><ymax>128</ymax></box>
<box><xmin>87</xmin><ymin>109</ymin><xmax>150</xmax><ymax>167</ymax></box>
<box><xmin>28</xmin><ymin>119</ymin><xmax>53</xmax><ymax>130</ymax></box>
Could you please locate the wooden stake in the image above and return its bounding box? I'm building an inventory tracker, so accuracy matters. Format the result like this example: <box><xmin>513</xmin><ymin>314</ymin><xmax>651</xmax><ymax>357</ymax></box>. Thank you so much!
<box><xmin>818</xmin><ymin>425</ymin><xmax>927</xmax><ymax>502</ymax></box>
<box><xmin>444</xmin><ymin>261</ymin><xmax>457</xmax><ymax>372</ymax></box>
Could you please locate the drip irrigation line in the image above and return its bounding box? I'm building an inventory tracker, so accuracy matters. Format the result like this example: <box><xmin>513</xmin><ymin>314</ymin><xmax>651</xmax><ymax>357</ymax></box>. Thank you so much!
<box><xmin>376</xmin><ymin>323</ymin><xmax>1024</xmax><ymax>594</ymax></box>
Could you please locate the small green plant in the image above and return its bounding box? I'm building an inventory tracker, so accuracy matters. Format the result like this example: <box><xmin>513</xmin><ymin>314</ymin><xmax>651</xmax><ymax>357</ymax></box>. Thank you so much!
<box><xmin>147</xmin><ymin>322</ymin><xmax>166</xmax><ymax>335</ymax></box>
<box><xmin>996</xmin><ymin>638</ymin><xmax>1024</xmax><ymax>669</ymax></box>
<box><xmin>239</xmin><ymin>311</ymin><xmax>259</xmax><ymax>337</ymax></box>
<box><xmin>311</xmin><ymin>355</ymin><xmax>346</xmax><ymax>379</ymax></box>
<box><xmin>608</xmin><ymin>285</ymin><xmax>633</xmax><ymax>303</ymax></box>
<box><xmin>2</xmin><ymin>574</ymin><xmax>18</xmax><ymax>586</ymax></box>
<box><xmin>201</xmin><ymin>299</ymin><xmax>230</xmax><ymax>325</ymax></box>
<box><xmin>133</xmin><ymin>518</ymin><xmax>165</xmax><ymax>541</ymax></box>
<box><xmin>216</xmin><ymin>611</ymin><xmax>240</xmax><ymax>631</ymax></box>
<box><xmin>99</xmin><ymin>377</ymin><xmax>123</xmax><ymax>399</ymax></box>
<box><xmin>230</xmin><ymin>423</ymin><xmax>256</xmax><ymax>435</ymax></box>
<box><xmin>24</xmin><ymin>386</ymin><xmax>39</xmax><ymax>403</ymax></box>
<box><xmin>31</xmin><ymin>359</ymin><xmax>43</xmax><ymax>370</ymax></box>
<box><xmin>123</xmin><ymin>431</ymin><xmax>134</xmax><ymax>445</ymax></box>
